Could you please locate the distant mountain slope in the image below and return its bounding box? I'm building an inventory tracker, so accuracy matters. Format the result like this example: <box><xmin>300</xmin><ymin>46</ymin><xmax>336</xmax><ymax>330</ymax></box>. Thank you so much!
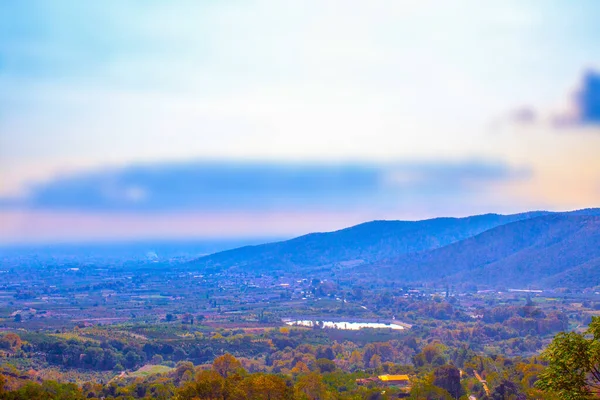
<box><xmin>365</xmin><ymin>214</ymin><xmax>600</xmax><ymax>288</ymax></box>
<box><xmin>539</xmin><ymin>256</ymin><xmax>600</xmax><ymax>288</ymax></box>
<box><xmin>191</xmin><ymin>211</ymin><xmax>552</xmax><ymax>271</ymax></box>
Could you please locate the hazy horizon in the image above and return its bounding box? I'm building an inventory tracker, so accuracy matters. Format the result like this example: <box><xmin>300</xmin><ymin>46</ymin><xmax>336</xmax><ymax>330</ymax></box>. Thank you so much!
<box><xmin>1</xmin><ymin>206</ymin><xmax>598</xmax><ymax>247</ymax></box>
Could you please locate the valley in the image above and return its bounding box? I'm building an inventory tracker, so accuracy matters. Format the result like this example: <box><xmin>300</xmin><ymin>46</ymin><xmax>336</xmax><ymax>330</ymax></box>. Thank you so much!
<box><xmin>1</xmin><ymin>210</ymin><xmax>600</xmax><ymax>398</ymax></box>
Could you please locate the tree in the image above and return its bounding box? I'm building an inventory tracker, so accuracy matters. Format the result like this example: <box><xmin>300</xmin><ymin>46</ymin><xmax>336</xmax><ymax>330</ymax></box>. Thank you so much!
<box><xmin>316</xmin><ymin>358</ymin><xmax>336</xmax><ymax>373</ymax></box>
<box><xmin>349</xmin><ymin>350</ymin><xmax>363</xmax><ymax>368</ymax></box>
<box><xmin>316</xmin><ymin>346</ymin><xmax>335</xmax><ymax>361</ymax></box>
<box><xmin>433</xmin><ymin>364</ymin><xmax>464</xmax><ymax>399</ymax></box>
<box><xmin>173</xmin><ymin>347</ymin><xmax>187</xmax><ymax>361</ymax></box>
<box><xmin>536</xmin><ymin>316</ymin><xmax>600</xmax><ymax>399</ymax></box>
<box><xmin>4</xmin><ymin>381</ymin><xmax>85</xmax><ymax>400</ymax></box>
<box><xmin>238</xmin><ymin>374</ymin><xmax>291</xmax><ymax>400</ymax></box>
<box><xmin>124</xmin><ymin>350</ymin><xmax>143</xmax><ymax>369</ymax></box>
<box><xmin>491</xmin><ymin>379</ymin><xmax>526</xmax><ymax>400</ymax></box>
<box><xmin>213</xmin><ymin>353</ymin><xmax>242</xmax><ymax>378</ymax></box>
<box><xmin>409</xmin><ymin>377</ymin><xmax>453</xmax><ymax>400</ymax></box>
<box><xmin>178</xmin><ymin>370</ymin><xmax>225</xmax><ymax>400</ymax></box>
<box><xmin>151</xmin><ymin>354</ymin><xmax>164</xmax><ymax>365</ymax></box>
<box><xmin>413</xmin><ymin>342</ymin><xmax>447</xmax><ymax>369</ymax></box>
<box><xmin>369</xmin><ymin>354</ymin><xmax>382</xmax><ymax>369</ymax></box>
<box><xmin>0</xmin><ymin>333</ymin><xmax>22</xmax><ymax>350</ymax></box>
<box><xmin>149</xmin><ymin>381</ymin><xmax>175</xmax><ymax>400</ymax></box>
<box><xmin>291</xmin><ymin>361</ymin><xmax>311</xmax><ymax>375</ymax></box>
<box><xmin>295</xmin><ymin>372</ymin><xmax>330</xmax><ymax>400</ymax></box>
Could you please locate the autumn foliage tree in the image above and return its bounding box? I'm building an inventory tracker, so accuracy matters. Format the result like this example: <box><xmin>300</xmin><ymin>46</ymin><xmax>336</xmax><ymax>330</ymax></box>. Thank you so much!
<box><xmin>213</xmin><ymin>353</ymin><xmax>243</xmax><ymax>378</ymax></box>
<box><xmin>295</xmin><ymin>372</ymin><xmax>331</xmax><ymax>400</ymax></box>
<box><xmin>0</xmin><ymin>334</ymin><xmax>21</xmax><ymax>351</ymax></box>
<box><xmin>237</xmin><ymin>373</ymin><xmax>292</xmax><ymax>400</ymax></box>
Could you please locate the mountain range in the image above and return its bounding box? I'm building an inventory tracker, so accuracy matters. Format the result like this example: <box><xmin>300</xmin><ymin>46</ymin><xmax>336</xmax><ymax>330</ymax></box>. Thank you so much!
<box><xmin>191</xmin><ymin>208</ymin><xmax>600</xmax><ymax>288</ymax></box>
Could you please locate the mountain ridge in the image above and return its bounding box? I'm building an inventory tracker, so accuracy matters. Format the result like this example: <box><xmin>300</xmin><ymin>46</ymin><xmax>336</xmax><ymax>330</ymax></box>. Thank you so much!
<box><xmin>362</xmin><ymin>213</ymin><xmax>600</xmax><ymax>288</ymax></box>
<box><xmin>191</xmin><ymin>210</ymin><xmax>563</xmax><ymax>269</ymax></box>
<box><xmin>190</xmin><ymin>208</ymin><xmax>600</xmax><ymax>288</ymax></box>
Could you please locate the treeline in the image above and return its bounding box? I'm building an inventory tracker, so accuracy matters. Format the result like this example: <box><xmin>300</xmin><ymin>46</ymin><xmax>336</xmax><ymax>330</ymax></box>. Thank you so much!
<box><xmin>389</xmin><ymin>297</ymin><xmax>568</xmax><ymax>336</ymax></box>
<box><xmin>10</xmin><ymin>329</ymin><xmax>274</xmax><ymax>372</ymax></box>
<box><xmin>0</xmin><ymin>350</ymin><xmax>555</xmax><ymax>399</ymax></box>
<box><xmin>2</xmin><ymin>313</ymin><xmax>558</xmax><ymax>375</ymax></box>
<box><xmin>1</xmin><ymin>313</ymin><xmax>588</xmax><ymax>398</ymax></box>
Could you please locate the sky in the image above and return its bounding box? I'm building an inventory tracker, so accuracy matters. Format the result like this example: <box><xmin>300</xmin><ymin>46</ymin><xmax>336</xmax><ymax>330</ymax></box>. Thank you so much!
<box><xmin>1</xmin><ymin>0</ymin><xmax>600</xmax><ymax>244</ymax></box>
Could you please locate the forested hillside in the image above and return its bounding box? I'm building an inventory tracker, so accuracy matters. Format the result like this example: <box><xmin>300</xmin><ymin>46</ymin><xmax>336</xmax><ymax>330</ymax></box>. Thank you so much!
<box><xmin>192</xmin><ymin>211</ymin><xmax>550</xmax><ymax>271</ymax></box>
<box><xmin>366</xmin><ymin>214</ymin><xmax>600</xmax><ymax>288</ymax></box>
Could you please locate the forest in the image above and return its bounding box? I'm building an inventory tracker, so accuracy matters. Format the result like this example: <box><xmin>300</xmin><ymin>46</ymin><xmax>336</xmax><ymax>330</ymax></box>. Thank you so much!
<box><xmin>2</xmin><ymin>313</ymin><xmax>598</xmax><ymax>398</ymax></box>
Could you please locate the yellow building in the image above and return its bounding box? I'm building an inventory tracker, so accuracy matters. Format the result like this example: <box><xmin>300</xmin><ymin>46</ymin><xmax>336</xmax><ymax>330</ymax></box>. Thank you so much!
<box><xmin>378</xmin><ymin>374</ymin><xmax>411</xmax><ymax>386</ymax></box>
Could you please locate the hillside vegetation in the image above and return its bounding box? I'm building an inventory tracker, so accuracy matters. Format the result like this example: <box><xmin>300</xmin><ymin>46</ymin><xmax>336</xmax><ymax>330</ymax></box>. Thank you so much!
<box><xmin>193</xmin><ymin>211</ymin><xmax>551</xmax><ymax>271</ymax></box>
<box><xmin>367</xmin><ymin>214</ymin><xmax>600</xmax><ymax>288</ymax></box>
<box><xmin>193</xmin><ymin>209</ymin><xmax>600</xmax><ymax>289</ymax></box>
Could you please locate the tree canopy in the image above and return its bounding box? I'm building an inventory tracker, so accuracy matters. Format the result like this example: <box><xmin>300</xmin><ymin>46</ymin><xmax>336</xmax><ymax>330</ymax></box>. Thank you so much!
<box><xmin>537</xmin><ymin>316</ymin><xmax>600</xmax><ymax>399</ymax></box>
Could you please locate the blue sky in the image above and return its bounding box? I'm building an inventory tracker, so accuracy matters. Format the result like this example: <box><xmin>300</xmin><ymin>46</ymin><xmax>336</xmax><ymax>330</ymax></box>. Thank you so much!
<box><xmin>1</xmin><ymin>1</ymin><xmax>600</xmax><ymax>243</ymax></box>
